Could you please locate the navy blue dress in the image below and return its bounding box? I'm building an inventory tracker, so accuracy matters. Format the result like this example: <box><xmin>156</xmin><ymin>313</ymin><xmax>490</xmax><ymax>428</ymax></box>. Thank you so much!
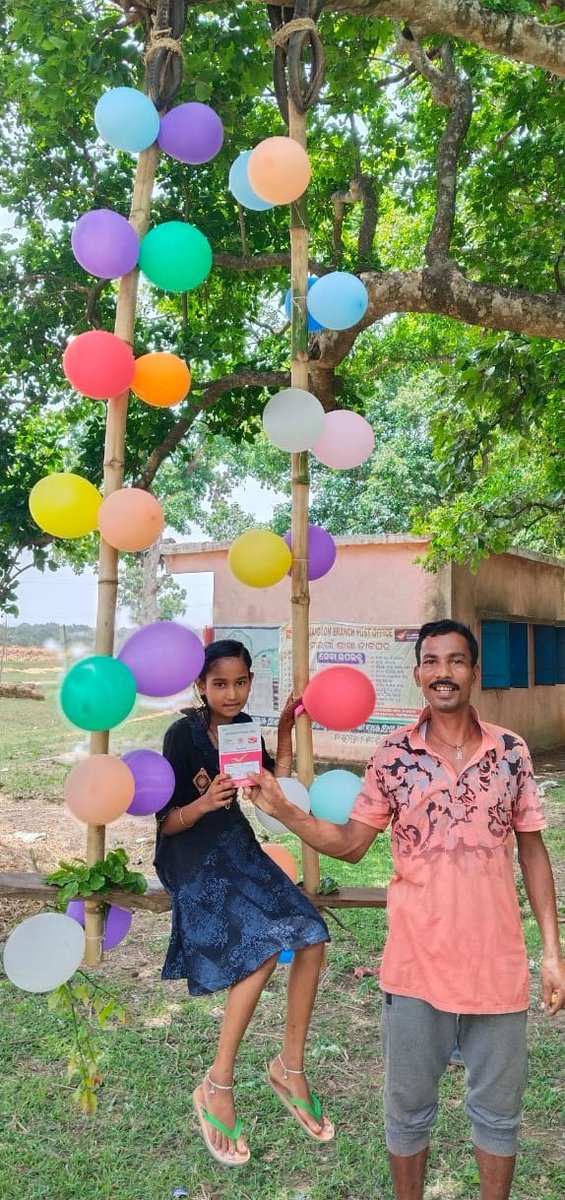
<box><xmin>154</xmin><ymin>709</ymin><xmax>329</xmax><ymax>996</ymax></box>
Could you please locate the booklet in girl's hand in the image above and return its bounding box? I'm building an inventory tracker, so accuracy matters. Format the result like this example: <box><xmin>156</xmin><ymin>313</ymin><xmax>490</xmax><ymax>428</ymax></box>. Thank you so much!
<box><xmin>217</xmin><ymin>721</ymin><xmax>263</xmax><ymax>785</ymax></box>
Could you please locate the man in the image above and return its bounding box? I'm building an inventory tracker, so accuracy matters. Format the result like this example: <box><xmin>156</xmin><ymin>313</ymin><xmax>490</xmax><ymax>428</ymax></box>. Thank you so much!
<box><xmin>247</xmin><ymin>619</ymin><xmax>565</xmax><ymax>1200</ymax></box>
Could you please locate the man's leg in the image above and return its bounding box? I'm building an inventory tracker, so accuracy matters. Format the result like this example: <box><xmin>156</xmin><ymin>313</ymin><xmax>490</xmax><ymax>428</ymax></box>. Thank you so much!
<box><xmin>460</xmin><ymin>1011</ymin><xmax>528</xmax><ymax>1200</ymax></box>
<box><xmin>381</xmin><ymin>994</ymin><xmax>457</xmax><ymax>1200</ymax></box>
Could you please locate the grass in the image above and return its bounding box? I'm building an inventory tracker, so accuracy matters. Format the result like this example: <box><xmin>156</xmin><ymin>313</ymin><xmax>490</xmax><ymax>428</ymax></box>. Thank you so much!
<box><xmin>0</xmin><ymin>659</ymin><xmax>564</xmax><ymax>1199</ymax></box>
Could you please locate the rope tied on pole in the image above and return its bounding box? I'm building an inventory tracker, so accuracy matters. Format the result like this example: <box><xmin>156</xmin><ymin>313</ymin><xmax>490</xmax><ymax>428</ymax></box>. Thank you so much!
<box><xmin>144</xmin><ymin>0</ymin><xmax>188</xmax><ymax>111</ymax></box>
<box><xmin>267</xmin><ymin>2</ymin><xmax>325</xmax><ymax>123</ymax></box>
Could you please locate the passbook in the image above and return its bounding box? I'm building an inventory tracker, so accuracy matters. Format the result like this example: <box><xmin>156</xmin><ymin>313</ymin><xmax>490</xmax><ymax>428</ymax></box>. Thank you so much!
<box><xmin>217</xmin><ymin>721</ymin><xmax>263</xmax><ymax>785</ymax></box>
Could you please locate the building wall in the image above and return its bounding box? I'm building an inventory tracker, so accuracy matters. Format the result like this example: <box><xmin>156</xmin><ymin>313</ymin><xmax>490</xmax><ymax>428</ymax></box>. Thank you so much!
<box><xmin>452</xmin><ymin>554</ymin><xmax>565</xmax><ymax>748</ymax></box>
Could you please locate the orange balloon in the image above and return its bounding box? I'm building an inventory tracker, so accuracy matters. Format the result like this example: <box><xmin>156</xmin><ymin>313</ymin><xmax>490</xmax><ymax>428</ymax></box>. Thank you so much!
<box><xmin>132</xmin><ymin>352</ymin><xmax>191</xmax><ymax>408</ymax></box>
<box><xmin>97</xmin><ymin>488</ymin><xmax>164</xmax><ymax>552</ymax></box>
<box><xmin>248</xmin><ymin>137</ymin><xmax>311</xmax><ymax>205</ymax></box>
<box><xmin>64</xmin><ymin>755</ymin><xmax>135</xmax><ymax>825</ymax></box>
<box><xmin>262</xmin><ymin>842</ymin><xmax>299</xmax><ymax>883</ymax></box>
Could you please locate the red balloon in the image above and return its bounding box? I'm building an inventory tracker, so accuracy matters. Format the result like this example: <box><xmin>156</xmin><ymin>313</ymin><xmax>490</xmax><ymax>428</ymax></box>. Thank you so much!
<box><xmin>63</xmin><ymin>330</ymin><xmax>136</xmax><ymax>400</ymax></box>
<box><xmin>302</xmin><ymin>666</ymin><xmax>376</xmax><ymax>731</ymax></box>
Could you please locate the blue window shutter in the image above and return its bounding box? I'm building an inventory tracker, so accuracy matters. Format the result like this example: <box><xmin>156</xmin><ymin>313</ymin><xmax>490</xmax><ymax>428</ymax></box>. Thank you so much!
<box><xmin>556</xmin><ymin>627</ymin><xmax>565</xmax><ymax>685</ymax></box>
<box><xmin>534</xmin><ymin>625</ymin><xmax>557</xmax><ymax>685</ymax></box>
<box><xmin>508</xmin><ymin>622</ymin><xmax>528</xmax><ymax>688</ymax></box>
<box><xmin>481</xmin><ymin>621</ymin><xmax>510</xmax><ymax>689</ymax></box>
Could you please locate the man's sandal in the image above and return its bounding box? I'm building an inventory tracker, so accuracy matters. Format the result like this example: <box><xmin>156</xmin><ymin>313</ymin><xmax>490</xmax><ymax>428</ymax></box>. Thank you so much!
<box><xmin>267</xmin><ymin>1054</ymin><xmax>335</xmax><ymax>1142</ymax></box>
<box><xmin>192</xmin><ymin>1073</ymin><xmax>250</xmax><ymax>1167</ymax></box>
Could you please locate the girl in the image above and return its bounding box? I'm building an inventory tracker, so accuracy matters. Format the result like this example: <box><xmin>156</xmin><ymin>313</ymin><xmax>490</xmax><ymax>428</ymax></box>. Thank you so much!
<box><xmin>154</xmin><ymin>639</ymin><xmax>333</xmax><ymax>1167</ymax></box>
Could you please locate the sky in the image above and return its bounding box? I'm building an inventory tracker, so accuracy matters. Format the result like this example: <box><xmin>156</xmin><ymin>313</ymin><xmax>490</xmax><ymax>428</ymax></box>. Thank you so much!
<box><xmin>10</xmin><ymin>480</ymin><xmax>282</xmax><ymax>629</ymax></box>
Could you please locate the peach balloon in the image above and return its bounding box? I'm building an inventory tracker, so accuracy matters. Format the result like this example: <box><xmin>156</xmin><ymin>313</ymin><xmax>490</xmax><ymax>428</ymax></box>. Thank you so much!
<box><xmin>132</xmin><ymin>352</ymin><xmax>191</xmax><ymax>408</ymax></box>
<box><xmin>248</xmin><ymin>137</ymin><xmax>311</xmax><ymax>205</ymax></box>
<box><xmin>97</xmin><ymin>488</ymin><xmax>165</xmax><ymax>552</ymax></box>
<box><xmin>262</xmin><ymin>842</ymin><xmax>299</xmax><ymax>883</ymax></box>
<box><xmin>64</xmin><ymin>755</ymin><xmax>135</xmax><ymax>825</ymax></box>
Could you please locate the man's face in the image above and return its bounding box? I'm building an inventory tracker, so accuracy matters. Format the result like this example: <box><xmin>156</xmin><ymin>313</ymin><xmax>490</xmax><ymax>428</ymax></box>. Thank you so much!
<box><xmin>414</xmin><ymin>632</ymin><xmax>478</xmax><ymax>713</ymax></box>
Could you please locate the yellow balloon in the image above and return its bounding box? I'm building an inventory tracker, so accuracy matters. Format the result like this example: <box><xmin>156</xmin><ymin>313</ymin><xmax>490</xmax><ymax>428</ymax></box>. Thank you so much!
<box><xmin>228</xmin><ymin>530</ymin><xmax>292</xmax><ymax>588</ymax></box>
<box><xmin>29</xmin><ymin>473</ymin><xmax>103</xmax><ymax>539</ymax></box>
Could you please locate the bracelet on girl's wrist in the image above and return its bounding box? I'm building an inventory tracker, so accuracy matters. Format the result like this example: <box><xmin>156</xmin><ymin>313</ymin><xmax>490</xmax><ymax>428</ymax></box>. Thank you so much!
<box><xmin>178</xmin><ymin>806</ymin><xmax>188</xmax><ymax>828</ymax></box>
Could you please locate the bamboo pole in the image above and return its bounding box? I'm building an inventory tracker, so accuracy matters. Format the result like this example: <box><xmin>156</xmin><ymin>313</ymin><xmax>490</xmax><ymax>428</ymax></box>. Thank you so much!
<box><xmin>84</xmin><ymin>142</ymin><xmax>159</xmax><ymax>966</ymax></box>
<box><xmin>288</xmin><ymin>99</ymin><xmax>320</xmax><ymax>896</ymax></box>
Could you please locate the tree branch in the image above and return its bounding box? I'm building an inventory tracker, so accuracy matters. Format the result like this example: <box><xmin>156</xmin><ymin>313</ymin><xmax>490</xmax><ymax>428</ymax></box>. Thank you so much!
<box><xmin>135</xmin><ymin>369</ymin><xmax>289</xmax><ymax>489</ymax></box>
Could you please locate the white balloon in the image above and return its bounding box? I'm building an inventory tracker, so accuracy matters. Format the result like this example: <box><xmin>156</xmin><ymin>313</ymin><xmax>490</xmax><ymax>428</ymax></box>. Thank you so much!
<box><xmin>256</xmin><ymin>776</ymin><xmax>310</xmax><ymax>835</ymax></box>
<box><xmin>3</xmin><ymin>912</ymin><xmax>86</xmax><ymax>993</ymax></box>
<box><xmin>263</xmin><ymin>388</ymin><xmax>325</xmax><ymax>452</ymax></box>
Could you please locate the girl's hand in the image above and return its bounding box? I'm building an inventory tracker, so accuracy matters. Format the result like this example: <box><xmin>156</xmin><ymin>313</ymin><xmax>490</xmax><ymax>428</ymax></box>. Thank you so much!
<box><xmin>202</xmin><ymin>772</ymin><xmax>237</xmax><ymax>812</ymax></box>
<box><xmin>277</xmin><ymin>693</ymin><xmax>302</xmax><ymax>732</ymax></box>
<box><xmin>244</xmin><ymin>771</ymin><xmax>288</xmax><ymax>819</ymax></box>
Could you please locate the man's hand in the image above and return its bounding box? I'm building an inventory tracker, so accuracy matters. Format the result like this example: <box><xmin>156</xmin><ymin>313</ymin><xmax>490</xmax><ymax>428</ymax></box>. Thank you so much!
<box><xmin>244</xmin><ymin>770</ymin><xmax>289</xmax><ymax>819</ymax></box>
<box><xmin>542</xmin><ymin>953</ymin><xmax>565</xmax><ymax>1016</ymax></box>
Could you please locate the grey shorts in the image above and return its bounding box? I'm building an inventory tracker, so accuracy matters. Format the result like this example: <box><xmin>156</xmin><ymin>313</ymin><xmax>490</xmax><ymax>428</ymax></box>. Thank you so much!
<box><xmin>381</xmin><ymin>993</ymin><xmax>528</xmax><ymax>1158</ymax></box>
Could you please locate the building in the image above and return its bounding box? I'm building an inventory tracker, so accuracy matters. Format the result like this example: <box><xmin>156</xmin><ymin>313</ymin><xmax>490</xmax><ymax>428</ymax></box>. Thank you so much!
<box><xmin>162</xmin><ymin>535</ymin><xmax>565</xmax><ymax>759</ymax></box>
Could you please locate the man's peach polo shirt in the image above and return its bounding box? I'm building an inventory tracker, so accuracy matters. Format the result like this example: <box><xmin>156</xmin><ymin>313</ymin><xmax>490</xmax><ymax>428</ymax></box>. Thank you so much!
<box><xmin>351</xmin><ymin>707</ymin><xmax>546</xmax><ymax>1014</ymax></box>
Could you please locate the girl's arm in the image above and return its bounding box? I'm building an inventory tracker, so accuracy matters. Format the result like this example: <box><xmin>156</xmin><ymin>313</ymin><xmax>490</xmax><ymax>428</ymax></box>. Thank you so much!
<box><xmin>274</xmin><ymin>693</ymin><xmax>300</xmax><ymax>777</ymax></box>
<box><xmin>160</xmin><ymin>773</ymin><xmax>237</xmax><ymax>836</ymax></box>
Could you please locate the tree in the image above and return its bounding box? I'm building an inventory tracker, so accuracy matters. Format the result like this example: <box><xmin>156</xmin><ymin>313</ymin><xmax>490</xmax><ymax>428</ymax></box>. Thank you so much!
<box><xmin>1</xmin><ymin>0</ymin><xmax>563</xmax><ymax>613</ymax></box>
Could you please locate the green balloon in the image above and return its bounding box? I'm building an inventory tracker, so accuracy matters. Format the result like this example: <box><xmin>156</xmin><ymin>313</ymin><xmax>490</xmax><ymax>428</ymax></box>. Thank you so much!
<box><xmin>139</xmin><ymin>221</ymin><xmax>213</xmax><ymax>292</ymax></box>
<box><xmin>60</xmin><ymin>655</ymin><xmax>137</xmax><ymax>731</ymax></box>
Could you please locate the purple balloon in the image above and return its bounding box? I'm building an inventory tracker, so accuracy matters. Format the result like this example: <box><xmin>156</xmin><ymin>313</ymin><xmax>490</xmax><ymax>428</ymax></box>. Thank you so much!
<box><xmin>158</xmin><ymin>102</ymin><xmax>224</xmax><ymax>165</ymax></box>
<box><xmin>284</xmin><ymin>523</ymin><xmax>337</xmax><ymax>581</ymax></box>
<box><xmin>121</xmin><ymin>748</ymin><xmax>175</xmax><ymax>816</ymax></box>
<box><xmin>66</xmin><ymin>901</ymin><xmax>133</xmax><ymax>950</ymax></box>
<box><xmin>71</xmin><ymin>208</ymin><xmax>140</xmax><ymax>278</ymax></box>
<box><xmin>118</xmin><ymin>621</ymin><xmax>205</xmax><ymax>697</ymax></box>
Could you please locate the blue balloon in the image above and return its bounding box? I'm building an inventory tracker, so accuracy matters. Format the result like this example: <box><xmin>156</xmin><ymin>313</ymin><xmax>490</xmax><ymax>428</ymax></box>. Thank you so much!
<box><xmin>279</xmin><ymin>949</ymin><xmax>295</xmax><ymax>964</ymax></box>
<box><xmin>309</xmin><ymin>769</ymin><xmax>363</xmax><ymax>824</ymax></box>
<box><xmin>95</xmin><ymin>88</ymin><xmax>160</xmax><ymax>153</ymax></box>
<box><xmin>306</xmin><ymin>272</ymin><xmax>369</xmax><ymax>331</ymax></box>
<box><xmin>284</xmin><ymin>276</ymin><xmax>324</xmax><ymax>333</ymax></box>
<box><xmin>229</xmin><ymin>151</ymin><xmax>274</xmax><ymax>212</ymax></box>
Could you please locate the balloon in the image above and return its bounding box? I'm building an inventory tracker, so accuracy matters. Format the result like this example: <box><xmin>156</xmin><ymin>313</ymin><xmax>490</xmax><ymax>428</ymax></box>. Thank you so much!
<box><xmin>228</xmin><ymin>530</ymin><xmax>292</xmax><ymax>589</ymax></box>
<box><xmin>248</xmin><ymin>137</ymin><xmax>311</xmax><ymax>205</ymax></box>
<box><xmin>118</xmin><ymin>621</ymin><xmax>205</xmax><ymax>697</ymax></box>
<box><xmin>61</xmin><ymin>655</ymin><xmax>137</xmax><ymax>731</ymax></box>
<box><xmin>262</xmin><ymin>388</ymin><xmax>325</xmax><ymax>453</ymax></box>
<box><xmin>306</xmin><ymin>272</ymin><xmax>369</xmax><ymax>331</ymax></box>
<box><xmin>228</xmin><ymin>151</ymin><xmax>274</xmax><ymax>211</ymax></box>
<box><xmin>310</xmin><ymin>769</ymin><xmax>363</xmax><ymax>824</ymax></box>
<box><xmin>255</xmin><ymin>777</ymin><xmax>310</xmax><ymax>835</ymax></box>
<box><xmin>262</xmin><ymin>842</ymin><xmax>299</xmax><ymax>882</ymax></box>
<box><xmin>28</xmin><ymin>473</ymin><xmax>102</xmax><ymax>539</ymax></box>
<box><xmin>132</xmin><ymin>352</ymin><xmax>191</xmax><ymax>408</ymax></box>
<box><xmin>302</xmin><ymin>666</ymin><xmax>376</xmax><ymax>731</ymax></box>
<box><xmin>63</xmin><ymin>330</ymin><xmax>136</xmax><ymax>400</ymax></box>
<box><xmin>284</xmin><ymin>524</ymin><xmax>337</xmax><ymax>582</ymax></box>
<box><xmin>139</xmin><ymin>222</ymin><xmax>212</xmax><ymax>293</ymax></box>
<box><xmin>71</xmin><ymin>209</ymin><xmax>140</xmax><ymax>278</ymax></box>
<box><xmin>66</xmin><ymin>900</ymin><xmax>133</xmax><ymax>950</ymax></box>
<box><xmin>64</xmin><ymin>754</ymin><xmax>135</xmax><ymax>824</ymax></box>
<box><xmin>97</xmin><ymin>488</ymin><xmax>164</xmax><ymax>552</ymax></box>
<box><xmin>3</xmin><ymin>913</ymin><xmax>85</xmax><ymax>993</ymax></box>
<box><xmin>158</xmin><ymin>102</ymin><xmax>224</xmax><ymax>164</ymax></box>
<box><xmin>279</xmin><ymin>949</ymin><xmax>295</xmax><ymax>965</ymax></box>
<box><xmin>94</xmin><ymin>87</ymin><xmax>160</xmax><ymax>153</ymax></box>
<box><xmin>121</xmin><ymin>749</ymin><xmax>176</xmax><ymax>816</ymax></box>
<box><xmin>284</xmin><ymin>276</ymin><xmax>324</xmax><ymax>333</ymax></box>
<box><xmin>313</xmin><ymin>410</ymin><xmax>375</xmax><ymax>469</ymax></box>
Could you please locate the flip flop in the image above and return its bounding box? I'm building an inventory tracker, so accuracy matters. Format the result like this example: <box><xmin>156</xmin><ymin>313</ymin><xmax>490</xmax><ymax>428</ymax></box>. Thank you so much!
<box><xmin>267</xmin><ymin>1071</ymin><xmax>335</xmax><ymax>1142</ymax></box>
<box><xmin>192</xmin><ymin>1086</ymin><xmax>251</xmax><ymax>1167</ymax></box>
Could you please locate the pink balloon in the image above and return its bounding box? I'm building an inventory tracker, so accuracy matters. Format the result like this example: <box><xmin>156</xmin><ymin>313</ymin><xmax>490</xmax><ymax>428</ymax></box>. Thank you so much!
<box><xmin>313</xmin><ymin>411</ymin><xmax>375</xmax><ymax>469</ymax></box>
<box><xmin>302</xmin><ymin>666</ymin><xmax>376</xmax><ymax>731</ymax></box>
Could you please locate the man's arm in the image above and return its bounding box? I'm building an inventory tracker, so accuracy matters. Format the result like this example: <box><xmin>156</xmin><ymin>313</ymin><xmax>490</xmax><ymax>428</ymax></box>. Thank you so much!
<box><xmin>245</xmin><ymin>771</ymin><xmax>378</xmax><ymax>862</ymax></box>
<box><xmin>516</xmin><ymin>830</ymin><xmax>565</xmax><ymax>1016</ymax></box>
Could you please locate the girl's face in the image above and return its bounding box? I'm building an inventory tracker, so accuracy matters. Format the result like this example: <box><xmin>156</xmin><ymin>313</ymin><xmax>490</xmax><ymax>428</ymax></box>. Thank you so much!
<box><xmin>198</xmin><ymin>656</ymin><xmax>253</xmax><ymax>722</ymax></box>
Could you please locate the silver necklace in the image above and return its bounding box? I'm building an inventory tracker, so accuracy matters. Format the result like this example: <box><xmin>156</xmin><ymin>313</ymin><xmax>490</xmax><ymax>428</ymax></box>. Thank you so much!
<box><xmin>429</xmin><ymin>727</ymin><xmax>474</xmax><ymax>762</ymax></box>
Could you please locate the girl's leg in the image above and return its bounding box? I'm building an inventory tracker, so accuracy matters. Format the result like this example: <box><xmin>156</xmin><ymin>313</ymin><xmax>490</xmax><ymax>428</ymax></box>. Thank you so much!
<box><xmin>196</xmin><ymin>953</ymin><xmax>278</xmax><ymax>1160</ymax></box>
<box><xmin>269</xmin><ymin>941</ymin><xmax>334</xmax><ymax>1137</ymax></box>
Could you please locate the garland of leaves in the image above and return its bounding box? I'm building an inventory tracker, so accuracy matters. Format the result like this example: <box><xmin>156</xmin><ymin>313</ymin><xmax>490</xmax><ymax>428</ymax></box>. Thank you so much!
<box><xmin>45</xmin><ymin>847</ymin><xmax>148</xmax><ymax>909</ymax></box>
